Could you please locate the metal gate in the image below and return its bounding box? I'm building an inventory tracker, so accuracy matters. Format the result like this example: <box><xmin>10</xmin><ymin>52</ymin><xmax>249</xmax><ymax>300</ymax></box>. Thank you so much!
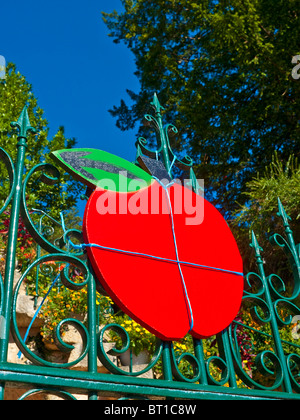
<box><xmin>0</xmin><ymin>98</ymin><xmax>299</xmax><ymax>400</ymax></box>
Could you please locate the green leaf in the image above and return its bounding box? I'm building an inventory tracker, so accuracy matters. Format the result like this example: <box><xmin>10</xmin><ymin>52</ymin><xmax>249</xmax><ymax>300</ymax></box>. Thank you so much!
<box><xmin>50</xmin><ymin>148</ymin><xmax>153</xmax><ymax>192</ymax></box>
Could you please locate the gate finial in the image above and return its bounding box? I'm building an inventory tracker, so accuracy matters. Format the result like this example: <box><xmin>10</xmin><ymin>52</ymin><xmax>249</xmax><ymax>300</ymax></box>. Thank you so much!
<box><xmin>10</xmin><ymin>105</ymin><xmax>36</xmax><ymax>140</ymax></box>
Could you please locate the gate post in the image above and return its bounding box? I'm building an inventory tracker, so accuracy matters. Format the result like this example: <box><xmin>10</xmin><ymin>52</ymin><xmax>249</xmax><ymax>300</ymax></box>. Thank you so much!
<box><xmin>0</xmin><ymin>107</ymin><xmax>36</xmax><ymax>399</ymax></box>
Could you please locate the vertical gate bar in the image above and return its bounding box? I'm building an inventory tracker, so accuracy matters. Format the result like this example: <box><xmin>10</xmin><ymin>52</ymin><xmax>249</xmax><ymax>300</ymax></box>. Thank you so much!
<box><xmin>33</xmin><ymin>217</ymin><xmax>43</xmax><ymax>308</ymax></box>
<box><xmin>0</xmin><ymin>107</ymin><xmax>35</xmax><ymax>400</ymax></box>
<box><xmin>151</xmin><ymin>93</ymin><xmax>171</xmax><ymax>174</ymax></box>
<box><xmin>193</xmin><ymin>338</ymin><xmax>208</xmax><ymax>385</ymax></box>
<box><xmin>251</xmin><ymin>231</ymin><xmax>293</xmax><ymax>394</ymax></box>
<box><xmin>87</xmin><ymin>268</ymin><xmax>98</xmax><ymax>400</ymax></box>
<box><xmin>161</xmin><ymin>341</ymin><xmax>173</xmax><ymax>381</ymax></box>
<box><xmin>219</xmin><ymin>330</ymin><xmax>237</xmax><ymax>388</ymax></box>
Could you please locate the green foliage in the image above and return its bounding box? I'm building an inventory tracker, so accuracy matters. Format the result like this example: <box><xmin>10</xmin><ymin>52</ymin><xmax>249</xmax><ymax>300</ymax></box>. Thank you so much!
<box><xmin>110</xmin><ymin>314</ymin><xmax>157</xmax><ymax>356</ymax></box>
<box><xmin>102</xmin><ymin>0</ymin><xmax>300</xmax><ymax>216</ymax></box>
<box><xmin>0</xmin><ymin>63</ymin><xmax>84</xmax><ymax>219</ymax></box>
<box><xmin>232</xmin><ymin>153</ymin><xmax>300</xmax><ymax>274</ymax></box>
<box><xmin>39</xmin><ymin>284</ymin><xmax>113</xmax><ymax>345</ymax></box>
<box><xmin>0</xmin><ymin>63</ymin><xmax>86</xmax><ymax>347</ymax></box>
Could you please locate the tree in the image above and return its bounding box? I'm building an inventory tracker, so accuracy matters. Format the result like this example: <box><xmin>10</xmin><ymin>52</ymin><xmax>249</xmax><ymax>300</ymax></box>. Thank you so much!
<box><xmin>102</xmin><ymin>0</ymin><xmax>300</xmax><ymax>216</ymax></box>
<box><xmin>0</xmin><ymin>63</ymin><xmax>84</xmax><ymax>219</ymax></box>
<box><xmin>231</xmin><ymin>152</ymin><xmax>300</xmax><ymax>275</ymax></box>
<box><xmin>0</xmin><ymin>63</ymin><xmax>84</xmax><ymax>273</ymax></box>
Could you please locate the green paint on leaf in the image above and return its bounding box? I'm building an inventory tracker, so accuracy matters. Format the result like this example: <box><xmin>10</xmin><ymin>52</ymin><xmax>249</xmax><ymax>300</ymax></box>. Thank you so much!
<box><xmin>50</xmin><ymin>148</ymin><xmax>153</xmax><ymax>192</ymax></box>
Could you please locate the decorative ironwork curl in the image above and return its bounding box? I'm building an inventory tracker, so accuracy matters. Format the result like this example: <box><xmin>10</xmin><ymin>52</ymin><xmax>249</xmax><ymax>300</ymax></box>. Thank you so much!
<box><xmin>243</xmin><ymin>295</ymin><xmax>272</xmax><ymax>325</ymax></box>
<box><xmin>18</xmin><ymin>388</ymin><xmax>77</xmax><ymax>400</ymax></box>
<box><xmin>244</xmin><ymin>272</ymin><xmax>266</xmax><ymax>297</ymax></box>
<box><xmin>143</xmin><ymin>114</ymin><xmax>160</xmax><ymax>137</ymax></box>
<box><xmin>164</xmin><ymin>124</ymin><xmax>193</xmax><ymax>171</ymax></box>
<box><xmin>229</xmin><ymin>322</ymin><xmax>284</xmax><ymax>390</ymax></box>
<box><xmin>273</xmin><ymin>299</ymin><xmax>300</xmax><ymax>328</ymax></box>
<box><xmin>169</xmin><ymin>341</ymin><xmax>201</xmax><ymax>383</ymax></box>
<box><xmin>267</xmin><ymin>274</ymin><xmax>289</xmax><ymax>301</ymax></box>
<box><xmin>60</xmin><ymin>264</ymin><xmax>89</xmax><ymax>291</ymax></box>
<box><xmin>11</xmin><ymin>253</ymin><xmax>90</xmax><ymax>368</ymax></box>
<box><xmin>97</xmin><ymin>323</ymin><xmax>162</xmax><ymax>376</ymax></box>
<box><xmin>136</xmin><ymin>136</ymin><xmax>158</xmax><ymax>160</ymax></box>
<box><xmin>254</xmin><ymin>350</ymin><xmax>284</xmax><ymax>389</ymax></box>
<box><xmin>54</xmin><ymin>318</ymin><xmax>89</xmax><ymax>358</ymax></box>
<box><xmin>206</xmin><ymin>355</ymin><xmax>229</xmax><ymax>386</ymax></box>
<box><xmin>20</xmin><ymin>162</ymin><xmax>85</xmax><ymax>256</ymax></box>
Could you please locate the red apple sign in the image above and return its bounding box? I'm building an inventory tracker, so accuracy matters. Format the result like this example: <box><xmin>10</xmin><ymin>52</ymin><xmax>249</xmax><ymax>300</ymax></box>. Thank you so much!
<box><xmin>51</xmin><ymin>149</ymin><xmax>244</xmax><ymax>341</ymax></box>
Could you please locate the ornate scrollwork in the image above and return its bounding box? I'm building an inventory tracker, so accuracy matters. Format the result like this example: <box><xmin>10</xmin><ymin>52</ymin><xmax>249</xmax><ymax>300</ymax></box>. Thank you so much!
<box><xmin>244</xmin><ymin>272</ymin><xmax>266</xmax><ymax>297</ymax></box>
<box><xmin>53</xmin><ymin>318</ymin><xmax>89</xmax><ymax>358</ymax></box>
<box><xmin>60</xmin><ymin>264</ymin><xmax>89</xmax><ymax>291</ymax></box>
<box><xmin>228</xmin><ymin>274</ymin><xmax>282</xmax><ymax>390</ymax></box>
<box><xmin>18</xmin><ymin>388</ymin><xmax>77</xmax><ymax>400</ymax></box>
<box><xmin>169</xmin><ymin>340</ymin><xmax>201</xmax><ymax>383</ymax></box>
<box><xmin>11</xmin><ymin>253</ymin><xmax>90</xmax><ymax>368</ymax></box>
<box><xmin>206</xmin><ymin>354</ymin><xmax>229</xmax><ymax>386</ymax></box>
<box><xmin>20</xmin><ymin>162</ymin><xmax>85</xmax><ymax>257</ymax></box>
<box><xmin>97</xmin><ymin>323</ymin><xmax>162</xmax><ymax>376</ymax></box>
<box><xmin>254</xmin><ymin>350</ymin><xmax>284</xmax><ymax>389</ymax></box>
<box><xmin>246</xmin><ymin>296</ymin><xmax>272</xmax><ymax>326</ymax></box>
<box><xmin>229</xmin><ymin>321</ymin><xmax>284</xmax><ymax>390</ymax></box>
<box><xmin>273</xmin><ymin>299</ymin><xmax>300</xmax><ymax>328</ymax></box>
<box><xmin>226</xmin><ymin>200</ymin><xmax>300</xmax><ymax>392</ymax></box>
<box><xmin>136</xmin><ymin>95</ymin><xmax>194</xmax><ymax>177</ymax></box>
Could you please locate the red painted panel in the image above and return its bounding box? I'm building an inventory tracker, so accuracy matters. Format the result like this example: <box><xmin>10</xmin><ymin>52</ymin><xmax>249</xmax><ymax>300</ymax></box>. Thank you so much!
<box><xmin>83</xmin><ymin>180</ymin><xmax>243</xmax><ymax>340</ymax></box>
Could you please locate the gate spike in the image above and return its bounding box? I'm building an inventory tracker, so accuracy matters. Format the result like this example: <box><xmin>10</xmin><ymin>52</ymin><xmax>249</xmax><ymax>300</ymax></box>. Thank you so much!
<box><xmin>250</xmin><ymin>230</ymin><xmax>263</xmax><ymax>254</ymax></box>
<box><xmin>277</xmin><ymin>197</ymin><xmax>291</xmax><ymax>227</ymax></box>
<box><xmin>10</xmin><ymin>105</ymin><xmax>36</xmax><ymax>139</ymax></box>
<box><xmin>151</xmin><ymin>92</ymin><xmax>165</xmax><ymax>115</ymax></box>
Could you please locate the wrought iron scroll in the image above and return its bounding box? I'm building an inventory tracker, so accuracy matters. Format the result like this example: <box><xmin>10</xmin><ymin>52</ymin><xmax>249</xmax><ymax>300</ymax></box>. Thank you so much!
<box><xmin>11</xmin><ymin>253</ymin><xmax>90</xmax><ymax>368</ymax></box>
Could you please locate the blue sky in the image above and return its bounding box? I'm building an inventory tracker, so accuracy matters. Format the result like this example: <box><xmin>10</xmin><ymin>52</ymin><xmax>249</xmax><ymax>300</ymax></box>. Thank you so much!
<box><xmin>1</xmin><ymin>0</ymin><xmax>141</xmax><ymax>215</ymax></box>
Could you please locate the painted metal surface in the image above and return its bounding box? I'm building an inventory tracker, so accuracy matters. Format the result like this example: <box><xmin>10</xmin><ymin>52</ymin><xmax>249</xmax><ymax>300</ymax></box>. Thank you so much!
<box><xmin>0</xmin><ymin>99</ymin><xmax>299</xmax><ymax>400</ymax></box>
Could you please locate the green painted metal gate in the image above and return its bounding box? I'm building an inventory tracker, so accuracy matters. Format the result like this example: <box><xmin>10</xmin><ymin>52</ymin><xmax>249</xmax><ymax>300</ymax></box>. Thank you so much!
<box><xmin>0</xmin><ymin>98</ymin><xmax>299</xmax><ymax>400</ymax></box>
